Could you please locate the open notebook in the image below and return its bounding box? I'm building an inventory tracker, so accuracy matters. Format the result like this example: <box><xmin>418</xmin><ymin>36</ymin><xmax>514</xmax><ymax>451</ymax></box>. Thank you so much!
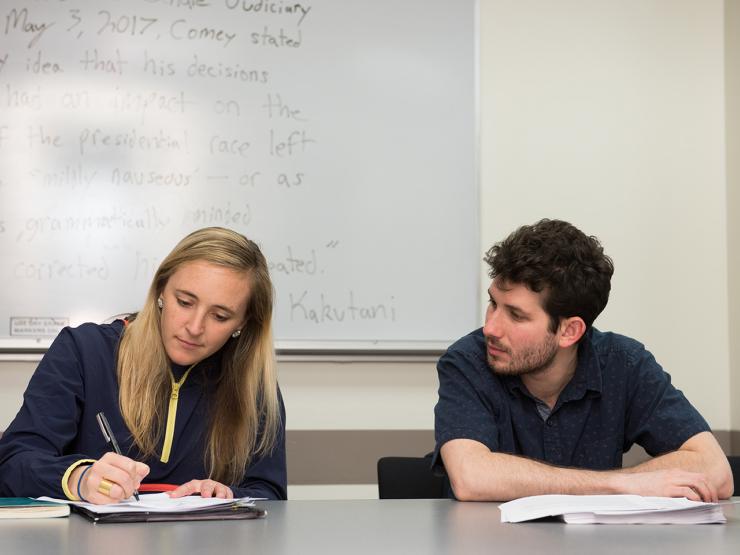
<box><xmin>39</xmin><ymin>493</ymin><xmax>265</xmax><ymax>523</ymax></box>
<box><xmin>499</xmin><ymin>494</ymin><xmax>728</xmax><ymax>524</ymax></box>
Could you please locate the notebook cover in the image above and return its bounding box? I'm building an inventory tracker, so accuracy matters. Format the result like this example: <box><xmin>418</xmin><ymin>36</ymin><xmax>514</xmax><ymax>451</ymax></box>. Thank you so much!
<box><xmin>0</xmin><ymin>498</ymin><xmax>70</xmax><ymax>519</ymax></box>
<box><xmin>72</xmin><ymin>503</ymin><xmax>266</xmax><ymax>523</ymax></box>
<box><xmin>1</xmin><ymin>498</ymin><xmax>62</xmax><ymax>508</ymax></box>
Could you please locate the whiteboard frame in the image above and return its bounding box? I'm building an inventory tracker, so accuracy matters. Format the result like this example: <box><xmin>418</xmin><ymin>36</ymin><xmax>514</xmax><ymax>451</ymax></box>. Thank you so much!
<box><xmin>0</xmin><ymin>0</ymin><xmax>481</xmax><ymax>356</ymax></box>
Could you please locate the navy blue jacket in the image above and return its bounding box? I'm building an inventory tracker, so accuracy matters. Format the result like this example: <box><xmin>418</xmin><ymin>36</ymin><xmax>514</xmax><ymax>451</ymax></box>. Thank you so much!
<box><xmin>0</xmin><ymin>321</ymin><xmax>287</xmax><ymax>500</ymax></box>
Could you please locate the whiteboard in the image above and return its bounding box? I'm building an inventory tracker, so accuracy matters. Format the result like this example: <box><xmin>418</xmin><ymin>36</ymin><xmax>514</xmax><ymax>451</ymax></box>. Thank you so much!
<box><xmin>0</xmin><ymin>0</ymin><xmax>478</xmax><ymax>350</ymax></box>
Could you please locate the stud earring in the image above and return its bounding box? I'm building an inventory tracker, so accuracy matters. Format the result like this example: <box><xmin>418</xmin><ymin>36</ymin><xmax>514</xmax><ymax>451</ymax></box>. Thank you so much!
<box><xmin>231</xmin><ymin>330</ymin><xmax>241</xmax><ymax>338</ymax></box>
<box><xmin>157</xmin><ymin>297</ymin><xmax>163</xmax><ymax>309</ymax></box>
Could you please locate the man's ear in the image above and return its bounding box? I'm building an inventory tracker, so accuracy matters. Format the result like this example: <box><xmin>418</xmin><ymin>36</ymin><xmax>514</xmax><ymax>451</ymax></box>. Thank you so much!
<box><xmin>558</xmin><ymin>317</ymin><xmax>586</xmax><ymax>348</ymax></box>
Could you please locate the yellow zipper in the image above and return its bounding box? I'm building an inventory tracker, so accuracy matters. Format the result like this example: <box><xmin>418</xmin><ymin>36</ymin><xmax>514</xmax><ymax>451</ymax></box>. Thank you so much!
<box><xmin>160</xmin><ymin>363</ymin><xmax>196</xmax><ymax>463</ymax></box>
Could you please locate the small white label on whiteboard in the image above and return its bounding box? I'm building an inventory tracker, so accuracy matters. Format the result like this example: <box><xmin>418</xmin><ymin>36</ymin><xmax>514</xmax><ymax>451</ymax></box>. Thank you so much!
<box><xmin>10</xmin><ymin>317</ymin><xmax>69</xmax><ymax>337</ymax></box>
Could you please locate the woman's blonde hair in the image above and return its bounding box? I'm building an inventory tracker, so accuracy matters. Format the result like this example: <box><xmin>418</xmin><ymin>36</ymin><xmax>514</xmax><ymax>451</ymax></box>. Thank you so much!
<box><xmin>117</xmin><ymin>227</ymin><xmax>280</xmax><ymax>485</ymax></box>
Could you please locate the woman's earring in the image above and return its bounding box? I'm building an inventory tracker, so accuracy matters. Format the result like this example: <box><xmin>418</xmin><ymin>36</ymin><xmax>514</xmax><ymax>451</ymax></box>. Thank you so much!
<box><xmin>157</xmin><ymin>297</ymin><xmax>164</xmax><ymax>309</ymax></box>
<box><xmin>231</xmin><ymin>329</ymin><xmax>241</xmax><ymax>338</ymax></box>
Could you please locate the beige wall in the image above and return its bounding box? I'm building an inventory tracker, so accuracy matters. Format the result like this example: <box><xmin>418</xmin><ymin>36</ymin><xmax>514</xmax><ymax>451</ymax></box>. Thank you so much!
<box><xmin>0</xmin><ymin>1</ymin><xmax>737</xmax><ymax>497</ymax></box>
<box><xmin>480</xmin><ymin>0</ymin><xmax>731</xmax><ymax>428</ymax></box>
<box><xmin>727</xmin><ymin>0</ymin><xmax>740</xmax><ymax>440</ymax></box>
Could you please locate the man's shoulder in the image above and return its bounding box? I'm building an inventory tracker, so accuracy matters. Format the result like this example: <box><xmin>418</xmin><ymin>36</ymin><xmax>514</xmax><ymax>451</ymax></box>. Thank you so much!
<box><xmin>588</xmin><ymin>328</ymin><xmax>647</xmax><ymax>360</ymax></box>
<box><xmin>583</xmin><ymin>328</ymin><xmax>666</xmax><ymax>384</ymax></box>
<box><xmin>444</xmin><ymin>328</ymin><xmax>486</xmax><ymax>359</ymax></box>
<box><xmin>437</xmin><ymin>329</ymin><xmax>493</xmax><ymax>383</ymax></box>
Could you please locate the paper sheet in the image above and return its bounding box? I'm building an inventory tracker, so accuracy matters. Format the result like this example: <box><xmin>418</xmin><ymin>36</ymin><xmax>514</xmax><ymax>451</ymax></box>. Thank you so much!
<box><xmin>38</xmin><ymin>493</ymin><xmax>259</xmax><ymax>514</ymax></box>
<box><xmin>499</xmin><ymin>494</ymin><xmax>727</xmax><ymax>524</ymax></box>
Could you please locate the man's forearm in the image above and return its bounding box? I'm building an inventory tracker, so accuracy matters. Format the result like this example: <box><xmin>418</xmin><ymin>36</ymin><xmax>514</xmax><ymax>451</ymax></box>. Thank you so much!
<box><xmin>444</xmin><ymin>442</ymin><xmax>622</xmax><ymax>501</ymax></box>
<box><xmin>620</xmin><ymin>432</ymin><xmax>733</xmax><ymax>498</ymax></box>
<box><xmin>442</xmin><ymin>437</ymin><xmax>731</xmax><ymax>502</ymax></box>
<box><xmin>624</xmin><ymin>450</ymin><xmax>704</xmax><ymax>474</ymax></box>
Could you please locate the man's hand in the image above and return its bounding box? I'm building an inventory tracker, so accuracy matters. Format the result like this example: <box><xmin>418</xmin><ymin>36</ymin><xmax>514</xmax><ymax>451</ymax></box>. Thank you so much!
<box><xmin>611</xmin><ymin>468</ymin><xmax>718</xmax><ymax>503</ymax></box>
<box><xmin>621</xmin><ymin>432</ymin><xmax>733</xmax><ymax>501</ymax></box>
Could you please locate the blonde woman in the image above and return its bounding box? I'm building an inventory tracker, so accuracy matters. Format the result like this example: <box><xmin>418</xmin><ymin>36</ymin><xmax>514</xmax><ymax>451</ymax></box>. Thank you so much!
<box><xmin>0</xmin><ymin>227</ymin><xmax>286</xmax><ymax>502</ymax></box>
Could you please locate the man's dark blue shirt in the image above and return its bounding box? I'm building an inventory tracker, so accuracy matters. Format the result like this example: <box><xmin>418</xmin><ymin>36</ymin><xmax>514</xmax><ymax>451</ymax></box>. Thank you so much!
<box><xmin>433</xmin><ymin>328</ymin><xmax>709</xmax><ymax>479</ymax></box>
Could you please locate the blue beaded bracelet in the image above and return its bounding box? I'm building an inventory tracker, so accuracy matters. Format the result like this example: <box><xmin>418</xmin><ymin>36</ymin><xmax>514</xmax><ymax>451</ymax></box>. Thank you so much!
<box><xmin>77</xmin><ymin>465</ymin><xmax>93</xmax><ymax>502</ymax></box>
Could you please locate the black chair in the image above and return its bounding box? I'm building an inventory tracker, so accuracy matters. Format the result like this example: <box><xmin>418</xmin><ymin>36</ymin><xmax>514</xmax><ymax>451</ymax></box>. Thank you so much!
<box><xmin>729</xmin><ymin>455</ymin><xmax>740</xmax><ymax>496</ymax></box>
<box><xmin>377</xmin><ymin>454</ymin><xmax>446</xmax><ymax>499</ymax></box>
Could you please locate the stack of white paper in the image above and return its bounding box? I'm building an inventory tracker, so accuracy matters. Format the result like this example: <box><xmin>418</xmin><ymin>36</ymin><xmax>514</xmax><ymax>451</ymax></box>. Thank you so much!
<box><xmin>499</xmin><ymin>494</ymin><xmax>727</xmax><ymax>524</ymax></box>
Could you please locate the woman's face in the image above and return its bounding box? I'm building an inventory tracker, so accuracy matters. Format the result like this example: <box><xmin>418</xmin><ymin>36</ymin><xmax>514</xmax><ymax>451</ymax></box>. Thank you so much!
<box><xmin>159</xmin><ymin>260</ymin><xmax>251</xmax><ymax>366</ymax></box>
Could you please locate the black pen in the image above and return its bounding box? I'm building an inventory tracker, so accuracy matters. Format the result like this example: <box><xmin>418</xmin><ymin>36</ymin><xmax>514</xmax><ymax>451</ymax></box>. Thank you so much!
<box><xmin>96</xmin><ymin>411</ymin><xmax>140</xmax><ymax>501</ymax></box>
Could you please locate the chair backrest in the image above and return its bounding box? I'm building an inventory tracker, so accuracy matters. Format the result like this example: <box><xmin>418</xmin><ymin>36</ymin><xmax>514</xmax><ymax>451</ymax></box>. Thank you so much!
<box><xmin>377</xmin><ymin>455</ymin><xmax>446</xmax><ymax>499</ymax></box>
<box><xmin>728</xmin><ymin>455</ymin><xmax>740</xmax><ymax>497</ymax></box>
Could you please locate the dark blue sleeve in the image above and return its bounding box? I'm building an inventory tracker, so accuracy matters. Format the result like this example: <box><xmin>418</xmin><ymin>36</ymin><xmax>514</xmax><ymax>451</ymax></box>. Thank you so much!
<box><xmin>624</xmin><ymin>347</ymin><xmax>710</xmax><ymax>456</ymax></box>
<box><xmin>0</xmin><ymin>328</ymin><xmax>93</xmax><ymax>498</ymax></box>
<box><xmin>433</xmin><ymin>346</ymin><xmax>500</xmax><ymax>472</ymax></box>
<box><xmin>230</xmin><ymin>387</ymin><xmax>287</xmax><ymax>500</ymax></box>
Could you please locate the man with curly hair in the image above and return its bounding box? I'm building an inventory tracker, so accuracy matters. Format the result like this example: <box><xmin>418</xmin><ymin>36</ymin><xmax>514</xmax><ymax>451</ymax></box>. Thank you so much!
<box><xmin>434</xmin><ymin>219</ymin><xmax>732</xmax><ymax>501</ymax></box>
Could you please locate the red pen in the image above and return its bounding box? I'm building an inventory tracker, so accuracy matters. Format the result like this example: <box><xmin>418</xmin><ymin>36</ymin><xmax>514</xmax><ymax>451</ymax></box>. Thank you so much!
<box><xmin>138</xmin><ymin>484</ymin><xmax>178</xmax><ymax>493</ymax></box>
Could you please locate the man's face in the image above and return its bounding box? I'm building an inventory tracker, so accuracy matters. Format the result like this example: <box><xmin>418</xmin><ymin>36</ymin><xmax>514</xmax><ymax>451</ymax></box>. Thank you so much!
<box><xmin>482</xmin><ymin>279</ymin><xmax>559</xmax><ymax>376</ymax></box>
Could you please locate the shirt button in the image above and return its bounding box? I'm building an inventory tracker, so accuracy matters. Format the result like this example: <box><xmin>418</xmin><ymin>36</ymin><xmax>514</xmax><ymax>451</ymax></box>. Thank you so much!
<box><xmin>547</xmin><ymin>418</ymin><xmax>556</xmax><ymax>427</ymax></box>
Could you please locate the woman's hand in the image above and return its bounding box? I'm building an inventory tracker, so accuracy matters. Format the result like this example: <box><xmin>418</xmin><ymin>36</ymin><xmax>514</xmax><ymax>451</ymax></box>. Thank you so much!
<box><xmin>71</xmin><ymin>452</ymin><xmax>150</xmax><ymax>504</ymax></box>
<box><xmin>169</xmin><ymin>479</ymin><xmax>234</xmax><ymax>499</ymax></box>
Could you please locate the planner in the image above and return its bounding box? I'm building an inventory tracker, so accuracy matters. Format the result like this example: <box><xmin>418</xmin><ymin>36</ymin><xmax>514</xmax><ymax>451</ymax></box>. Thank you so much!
<box><xmin>39</xmin><ymin>493</ymin><xmax>265</xmax><ymax>523</ymax></box>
